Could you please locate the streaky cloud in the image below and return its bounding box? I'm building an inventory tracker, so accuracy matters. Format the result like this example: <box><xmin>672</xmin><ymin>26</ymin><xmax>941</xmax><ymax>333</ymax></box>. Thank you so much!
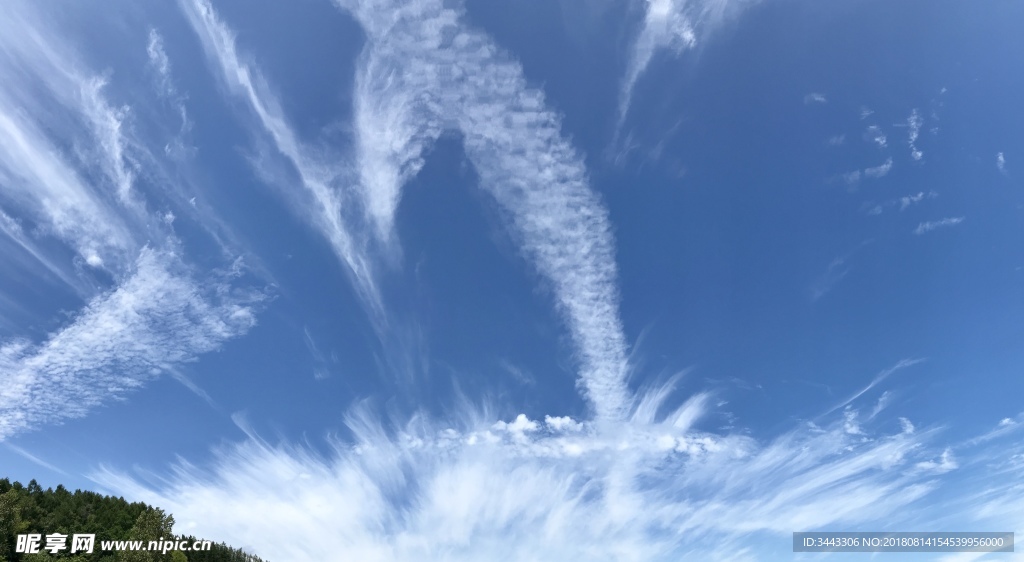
<box><xmin>823</xmin><ymin>358</ymin><xmax>925</xmax><ymax>416</ymax></box>
<box><xmin>914</xmin><ymin>216</ymin><xmax>964</xmax><ymax>235</ymax></box>
<box><xmin>0</xmin><ymin>247</ymin><xmax>262</xmax><ymax>440</ymax></box>
<box><xmin>93</xmin><ymin>397</ymin><xmax>950</xmax><ymax>562</ymax></box>
<box><xmin>907</xmin><ymin>108</ymin><xmax>923</xmax><ymax>161</ymax></box>
<box><xmin>179</xmin><ymin>0</ymin><xmax>387</xmax><ymax>326</ymax></box>
<box><xmin>336</xmin><ymin>0</ymin><xmax>632</xmax><ymax>419</ymax></box>
<box><xmin>863</xmin><ymin>157</ymin><xmax>893</xmax><ymax>179</ymax></box>
<box><xmin>5</xmin><ymin>442</ymin><xmax>68</xmax><ymax>476</ymax></box>
<box><xmin>803</xmin><ymin>92</ymin><xmax>827</xmax><ymax>104</ymax></box>
<box><xmin>0</xmin><ymin>2</ymin><xmax>265</xmax><ymax>440</ymax></box>
<box><xmin>618</xmin><ymin>0</ymin><xmax>756</xmax><ymax>131</ymax></box>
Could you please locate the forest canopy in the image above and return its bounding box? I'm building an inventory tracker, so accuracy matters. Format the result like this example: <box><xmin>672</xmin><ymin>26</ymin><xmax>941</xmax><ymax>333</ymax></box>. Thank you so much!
<box><xmin>0</xmin><ymin>478</ymin><xmax>266</xmax><ymax>562</ymax></box>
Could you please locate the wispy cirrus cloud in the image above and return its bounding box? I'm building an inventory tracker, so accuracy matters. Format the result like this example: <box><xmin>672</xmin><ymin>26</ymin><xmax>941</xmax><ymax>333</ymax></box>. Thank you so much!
<box><xmin>900</xmin><ymin>190</ymin><xmax>936</xmax><ymax>210</ymax></box>
<box><xmin>146</xmin><ymin>28</ymin><xmax>193</xmax><ymax>159</ymax></box>
<box><xmin>823</xmin><ymin>358</ymin><xmax>925</xmax><ymax>417</ymax></box>
<box><xmin>177</xmin><ymin>0</ymin><xmax>635</xmax><ymax>417</ymax></box>
<box><xmin>907</xmin><ymin>108</ymin><xmax>923</xmax><ymax>161</ymax></box>
<box><xmin>146</xmin><ymin>30</ymin><xmax>172</xmax><ymax>91</ymax></box>
<box><xmin>840</xmin><ymin>158</ymin><xmax>893</xmax><ymax>187</ymax></box>
<box><xmin>996</xmin><ymin>151</ymin><xmax>1006</xmax><ymax>174</ymax></box>
<box><xmin>618</xmin><ymin>0</ymin><xmax>755</xmax><ymax>129</ymax></box>
<box><xmin>341</xmin><ymin>0</ymin><xmax>633</xmax><ymax>418</ymax></box>
<box><xmin>914</xmin><ymin>216</ymin><xmax>964</xmax><ymax>235</ymax></box>
<box><xmin>863</xmin><ymin>157</ymin><xmax>893</xmax><ymax>179</ymax></box>
<box><xmin>0</xmin><ymin>1</ymin><xmax>263</xmax><ymax>440</ymax></box>
<box><xmin>866</xmin><ymin>191</ymin><xmax>937</xmax><ymax>216</ymax></box>
<box><xmin>5</xmin><ymin>442</ymin><xmax>68</xmax><ymax>476</ymax></box>
<box><xmin>0</xmin><ymin>99</ymin><xmax>136</xmax><ymax>272</ymax></box>
<box><xmin>0</xmin><ymin>247</ymin><xmax>262</xmax><ymax>440</ymax></box>
<box><xmin>79</xmin><ymin>4</ymin><xmax>1024</xmax><ymax>560</ymax></box>
<box><xmin>94</xmin><ymin>396</ymin><xmax>950</xmax><ymax>562</ymax></box>
<box><xmin>810</xmin><ymin>256</ymin><xmax>852</xmax><ymax>301</ymax></box>
<box><xmin>864</xmin><ymin>124</ymin><xmax>887</xmax><ymax>148</ymax></box>
<box><xmin>179</xmin><ymin>0</ymin><xmax>386</xmax><ymax>327</ymax></box>
<box><xmin>803</xmin><ymin>92</ymin><xmax>827</xmax><ymax>105</ymax></box>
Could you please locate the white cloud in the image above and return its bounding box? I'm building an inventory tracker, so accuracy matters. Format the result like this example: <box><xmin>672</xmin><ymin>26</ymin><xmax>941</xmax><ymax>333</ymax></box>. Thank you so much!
<box><xmin>0</xmin><ymin>207</ymin><xmax>91</xmax><ymax>294</ymax></box>
<box><xmin>7</xmin><ymin>3</ymin><xmax>1012</xmax><ymax>560</ymax></box>
<box><xmin>0</xmin><ymin>3</ymin><xmax>263</xmax><ymax>440</ymax></box>
<box><xmin>997</xmin><ymin>151</ymin><xmax>1006</xmax><ymax>173</ymax></box>
<box><xmin>546</xmin><ymin>415</ymin><xmax>584</xmax><ymax>432</ymax></box>
<box><xmin>303</xmin><ymin>327</ymin><xmax>334</xmax><ymax>381</ymax></box>
<box><xmin>842</xmin><ymin>158</ymin><xmax>894</xmax><ymax>188</ymax></box>
<box><xmin>867</xmin><ymin>191</ymin><xmax>937</xmax><ymax>216</ymax></box>
<box><xmin>810</xmin><ymin>256</ymin><xmax>851</xmax><ymax>301</ymax></box>
<box><xmin>826</xmin><ymin>134</ymin><xmax>845</xmax><ymax>146</ymax></box>
<box><xmin>0</xmin><ymin>247</ymin><xmax>262</xmax><ymax>440</ymax></box>
<box><xmin>907</xmin><ymin>109</ymin><xmax>923</xmax><ymax>161</ymax></box>
<box><xmin>0</xmin><ymin>5</ymin><xmax>142</xmax><ymax>271</ymax></box>
<box><xmin>493</xmin><ymin>413</ymin><xmax>540</xmax><ymax>439</ymax></box>
<box><xmin>869</xmin><ymin>390</ymin><xmax>892</xmax><ymax>419</ymax></box>
<box><xmin>803</xmin><ymin>92</ymin><xmax>827</xmax><ymax>104</ymax></box>
<box><xmin>78</xmin><ymin>5</ymin><xmax>977</xmax><ymax>558</ymax></box>
<box><xmin>864</xmin><ymin>124</ymin><xmax>887</xmax><ymax>148</ymax></box>
<box><xmin>843</xmin><ymin>408</ymin><xmax>864</xmax><ymax>435</ymax></box>
<box><xmin>899</xmin><ymin>191</ymin><xmax>936</xmax><ymax>210</ymax></box>
<box><xmin>823</xmin><ymin>358</ymin><xmax>925</xmax><ymax>416</ymax></box>
<box><xmin>146</xmin><ymin>28</ymin><xmax>193</xmax><ymax>158</ymax></box>
<box><xmin>93</xmin><ymin>398</ymin><xmax>950</xmax><ymax>562</ymax></box>
<box><xmin>179</xmin><ymin>0</ymin><xmax>386</xmax><ymax>326</ymax></box>
<box><xmin>147</xmin><ymin>29</ymin><xmax>171</xmax><ymax>89</ymax></box>
<box><xmin>326</xmin><ymin>0</ymin><xmax>635</xmax><ymax>418</ymax></box>
<box><xmin>183</xmin><ymin>0</ymin><xmax>636</xmax><ymax>418</ymax></box>
<box><xmin>166</xmin><ymin>367</ymin><xmax>218</xmax><ymax>409</ymax></box>
<box><xmin>5</xmin><ymin>442</ymin><xmax>68</xmax><ymax>475</ymax></box>
<box><xmin>863</xmin><ymin>157</ymin><xmax>893</xmax><ymax>178</ymax></box>
<box><xmin>0</xmin><ymin>103</ymin><xmax>136</xmax><ymax>272</ymax></box>
<box><xmin>899</xmin><ymin>418</ymin><xmax>915</xmax><ymax>434</ymax></box>
<box><xmin>914</xmin><ymin>217</ymin><xmax>964</xmax><ymax>235</ymax></box>
<box><xmin>915</xmin><ymin>448</ymin><xmax>957</xmax><ymax>474</ymax></box>
<box><xmin>618</xmin><ymin>0</ymin><xmax>754</xmax><ymax>127</ymax></box>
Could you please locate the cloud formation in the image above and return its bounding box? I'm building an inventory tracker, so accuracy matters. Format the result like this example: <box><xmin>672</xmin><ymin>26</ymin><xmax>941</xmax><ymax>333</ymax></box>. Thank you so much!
<box><xmin>95</xmin><ymin>396</ymin><xmax>952</xmax><ymax>562</ymax></box>
<box><xmin>0</xmin><ymin>1</ymin><xmax>262</xmax><ymax>440</ymax></box>
<box><xmin>803</xmin><ymin>92</ymin><xmax>827</xmax><ymax>104</ymax></box>
<box><xmin>619</xmin><ymin>0</ymin><xmax>755</xmax><ymax>128</ymax></box>
<box><xmin>907</xmin><ymin>108</ymin><xmax>923</xmax><ymax>161</ymax></box>
<box><xmin>52</xmin><ymin>4</ymin><xmax>1024</xmax><ymax>561</ymax></box>
<box><xmin>914</xmin><ymin>217</ymin><xmax>964</xmax><ymax>235</ymax></box>
<box><xmin>864</xmin><ymin>124</ymin><xmax>887</xmax><ymax>148</ymax></box>
<box><xmin>180</xmin><ymin>0</ymin><xmax>388</xmax><ymax>331</ymax></box>
<box><xmin>863</xmin><ymin>157</ymin><xmax>893</xmax><ymax>179</ymax></box>
<box><xmin>866</xmin><ymin>191</ymin><xmax>937</xmax><ymax>216</ymax></box>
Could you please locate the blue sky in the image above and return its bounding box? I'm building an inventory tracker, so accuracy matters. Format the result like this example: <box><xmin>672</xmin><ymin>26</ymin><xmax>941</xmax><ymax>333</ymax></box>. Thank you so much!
<box><xmin>1</xmin><ymin>0</ymin><xmax>1022</xmax><ymax>560</ymax></box>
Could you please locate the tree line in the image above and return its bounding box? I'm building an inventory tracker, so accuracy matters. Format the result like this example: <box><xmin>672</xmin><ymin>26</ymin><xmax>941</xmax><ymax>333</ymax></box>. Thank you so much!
<box><xmin>0</xmin><ymin>478</ymin><xmax>267</xmax><ymax>562</ymax></box>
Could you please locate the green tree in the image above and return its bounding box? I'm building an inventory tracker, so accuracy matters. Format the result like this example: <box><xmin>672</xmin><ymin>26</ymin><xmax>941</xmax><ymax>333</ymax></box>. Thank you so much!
<box><xmin>117</xmin><ymin>508</ymin><xmax>176</xmax><ymax>562</ymax></box>
<box><xmin>0</xmin><ymin>488</ymin><xmax>28</xmax><ymax>562</ymax></box>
